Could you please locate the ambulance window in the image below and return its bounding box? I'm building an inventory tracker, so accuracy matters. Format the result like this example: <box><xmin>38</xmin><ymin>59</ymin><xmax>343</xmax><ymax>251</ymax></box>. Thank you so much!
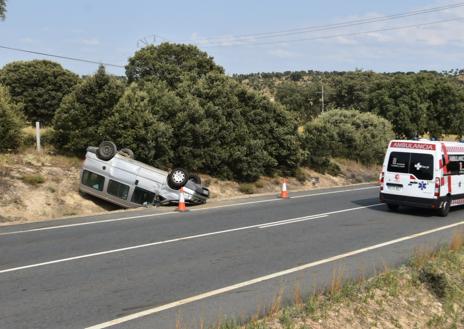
<box><xmin>410</xmin><ymin>153</ymin><xmax>434</xmax><ymax>180</ymax></box>
<box><xmin>447</xmin><ymin>155</ymin><xmax>464</xmax><ymax>175</ymax></box>
<box><xmin>387</xmin><ymin>152</ymin><xmax>409</xmax><ymax>174</ymax></box>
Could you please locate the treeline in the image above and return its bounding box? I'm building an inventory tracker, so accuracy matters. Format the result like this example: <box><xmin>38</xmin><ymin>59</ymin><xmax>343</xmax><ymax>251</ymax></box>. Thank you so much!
<box><xmin>235</xmin><ymin>70</ymin><xmax>464</xmax><ymax>138</ymax></box>
<box><xmin>1</xmin><ymin>43</ymin><xmax>449</xmax><ymax>181</ymax></box>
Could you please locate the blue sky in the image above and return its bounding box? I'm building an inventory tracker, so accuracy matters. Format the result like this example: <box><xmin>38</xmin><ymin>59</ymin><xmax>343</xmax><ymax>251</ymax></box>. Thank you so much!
<box><xmin>1</xmin><ymin>0</ymin><xmax>463</xmax><ymax>76</ymax></box>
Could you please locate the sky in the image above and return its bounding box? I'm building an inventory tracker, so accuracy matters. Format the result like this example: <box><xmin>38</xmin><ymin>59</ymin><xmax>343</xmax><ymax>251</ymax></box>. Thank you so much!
<box><xmin>1</xmin><ymin>0</ymin><xmax>463</xmax><ymax>76</ymax></box>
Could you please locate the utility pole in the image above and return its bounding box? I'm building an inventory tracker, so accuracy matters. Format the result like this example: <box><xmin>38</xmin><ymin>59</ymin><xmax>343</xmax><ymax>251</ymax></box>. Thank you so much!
<box><xmin>321</xmin><ymin>81</ymin><xmax>325</xmax><ymax>113</ymax></box>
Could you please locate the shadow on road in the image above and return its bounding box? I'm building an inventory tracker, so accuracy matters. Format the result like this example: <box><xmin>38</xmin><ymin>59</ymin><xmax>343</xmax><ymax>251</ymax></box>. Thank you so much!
<box><xmin>352</xmin><ymin>197</ymin><xmax>464</xmax><ymax>218</ymax></box>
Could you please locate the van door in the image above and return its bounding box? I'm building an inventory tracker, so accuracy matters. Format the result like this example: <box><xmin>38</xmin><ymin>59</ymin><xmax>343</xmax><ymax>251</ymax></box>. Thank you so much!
<box><xmin>446</xmin><ymin>155</ymin><xmax>464</xmax><ymax>204</ymax></box>
<box><xmin>385</xmin><ymin>151</ymin><xmax>435</xmax><ymax>199</ymax></box>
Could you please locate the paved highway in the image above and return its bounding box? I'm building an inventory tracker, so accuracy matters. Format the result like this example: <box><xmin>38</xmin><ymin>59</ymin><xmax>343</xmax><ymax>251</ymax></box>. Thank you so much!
<box><xmin>1</xmin><ymin>183</ymin><xmax>463</xmax><ymax>329</ymax></box>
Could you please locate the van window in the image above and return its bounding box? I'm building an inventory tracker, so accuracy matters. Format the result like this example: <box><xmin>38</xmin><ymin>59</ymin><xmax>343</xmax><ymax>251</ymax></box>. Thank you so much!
<box><xmin>131</xmin><ymin>187</ymin><xmax>156</xmax><ymax>205</ymax></box>
<box><xmin>82</xmin><ymin>170</ymin><xmax>105</xmax><ymax>191</ymax></box>
<box><xmin>107</xmin><ymin>180</ymin><xmax>130</xmax><ymax>200</ymax></box>
<box><xmin>447</xmin><ymin>155</ymin><xmax>464</xmax><ymax>175</ymax></box>
<box><xmin>387</xmin><ymin>152</ymin><xmax>434</xmax><ymax>180</ymax></box>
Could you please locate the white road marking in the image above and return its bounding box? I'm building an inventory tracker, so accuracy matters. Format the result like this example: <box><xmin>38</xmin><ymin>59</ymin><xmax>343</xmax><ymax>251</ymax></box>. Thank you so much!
<box><xmin>259</xmin><ymin>214</ymin><xmax>328</xmax><ymax>228</ymax></box>
<box><xmin>86</xmin><ymin>220</ymin><xmax>464</xmax><ymax>329</ymax></box>
<box><xmin>0</xmin><ymin>212</ymin><xmax>178</xmax><ymax>236</ymax></box>
<box><xmin>0</xmin><ymin>204</ymin><xmax>381</xmax><ymax>274</ymax></box>
<box><xmin>290</xmin><ymin>186</ymin><xmax>377</xmax><ymax>199</ymax></box>
<box><xmin>0</xmin><ymin>185</ymin><xmax>377</xmax><ymax>236</ymax></box>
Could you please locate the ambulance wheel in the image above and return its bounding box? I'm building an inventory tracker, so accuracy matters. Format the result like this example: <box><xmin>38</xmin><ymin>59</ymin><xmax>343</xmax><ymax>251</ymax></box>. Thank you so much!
<box><xmin>387</xmin><ymin>203</ymin><xmax>399</xmax><ymax>211</ymax></box>
<box><xmin>438</xmin><ymin>198</ymin><xmax>450</xmax><ymax>217</ymax></box>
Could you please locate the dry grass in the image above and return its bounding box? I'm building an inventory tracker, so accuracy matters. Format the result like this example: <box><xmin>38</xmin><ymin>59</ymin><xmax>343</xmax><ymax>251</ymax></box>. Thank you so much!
<box><xmin>329</xmin><ymin>266</ymin><xmax>345</xmax><ymax>295</ymax></box>
<box><xmin>268</xmin><ymin>288</ymin><xmax>284</xmax><ymax>316</ymax></box>
<box><xmin>450</xmin><ymin>230</ymin><xmax>464</xmax><ymax>251</ymax></box>
<box><xmin>293</xmin><ymin>283</ymin><xmax>303</xmax><ymax>307</ymax></box>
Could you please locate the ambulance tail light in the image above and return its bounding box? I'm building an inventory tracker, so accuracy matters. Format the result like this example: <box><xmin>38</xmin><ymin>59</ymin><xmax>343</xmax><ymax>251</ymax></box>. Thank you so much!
<box><xmin>434</xmin><ymin>177</ymin><xmax>440</xmax><ymax>198</ymax></box>
<box><xmin>379</xmin><ymin>172</ymin><xmax>384</xmax><ymax>191</ymax></box>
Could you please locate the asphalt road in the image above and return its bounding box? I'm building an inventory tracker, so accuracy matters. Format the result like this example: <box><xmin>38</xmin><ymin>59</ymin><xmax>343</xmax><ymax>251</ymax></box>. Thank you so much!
<box><xmin>1</xmin><ymin>183</ymin><xmax>464</xmax><ymax>329</ymax></box>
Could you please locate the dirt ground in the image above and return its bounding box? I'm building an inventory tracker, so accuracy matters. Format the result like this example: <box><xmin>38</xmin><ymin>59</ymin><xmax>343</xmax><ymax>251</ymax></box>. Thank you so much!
<box><xmin>0</xmin><ymin>149</ymin><xmax>379</xmax><ymax>225</ymax></box>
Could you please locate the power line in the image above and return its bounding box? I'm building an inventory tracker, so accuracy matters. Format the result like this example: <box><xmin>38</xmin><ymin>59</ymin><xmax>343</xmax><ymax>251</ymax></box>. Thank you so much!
<box><xmin>0</xmin><ymin>45</ymin><xmax>125</xmax><ymax>68</ymax></box>
<box><xmin>200</xmin><ymin>17</ymin><xmax>464</xmax><ymax>47</ymax></box>
<box><xmin>189</xmin><ymin>2</ymin><xmax>464</xmax><ymax>45</ymax></box>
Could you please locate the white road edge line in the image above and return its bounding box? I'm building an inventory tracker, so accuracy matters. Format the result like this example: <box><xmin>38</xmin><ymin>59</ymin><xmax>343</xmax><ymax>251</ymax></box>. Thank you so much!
<box><xmin>0</xmin><ymin>204</ymin><xmax>381</xmax><ymax>275</ymax></box>
<box><xmin>0</xmin><ymin>186</ymin><xmax>378</xmax><ymax>236</ymax></box>
<box><xmin>86</xmin><ymin>220</ymin><xmax>464</xmax><ymax>329</ymax></box>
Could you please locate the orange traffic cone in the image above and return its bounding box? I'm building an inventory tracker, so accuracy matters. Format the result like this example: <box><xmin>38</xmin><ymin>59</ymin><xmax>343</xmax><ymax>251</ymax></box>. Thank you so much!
<box><xmin>280</xmin><ymin>178</ymin><xmax>289</xmax><ymax>199</ymax></box>
<box><xmin>176</xmin><ymin>187</ymin><xmax>188</xmax><ymax>212</ymax></box>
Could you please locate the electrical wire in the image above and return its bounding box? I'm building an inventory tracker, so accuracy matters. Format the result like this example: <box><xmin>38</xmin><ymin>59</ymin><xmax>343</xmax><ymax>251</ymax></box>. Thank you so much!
<box><xmin>0</xmin><ymin>45</ymin><xmax>125</xmax><ymax>68</ymax></box>
<box><xmin>188</xmin><ymin>2</ymin><xmax>464</xmax><ymax>45</ymax></box>
<box><xmin>199</xmin><ymin>17</ymin><xmax>464</xmax><ymax>47</ymax></box>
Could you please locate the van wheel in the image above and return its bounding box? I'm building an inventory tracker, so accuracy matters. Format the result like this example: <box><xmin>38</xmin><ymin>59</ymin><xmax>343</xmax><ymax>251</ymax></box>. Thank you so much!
<box><xmin>119</xmin><ymin>148</ymin><xmax>134</xmax><ymax>159</ymax></box>
<box><xmin>189</xmin><ymin>173</ymin><xmax>201</xmax><ymax>185</ymax></box>
<box><xmin>387</xmin><ymin>203</ymin><xmax>399</xmax><ymax>211</ymax></box>
<box><xmin>438</xmin><ymin>198</ymin><xmax>450</xmax><ymax>217</ymax></box>
<box><xmin>97</xmin><ymin>141</ymin><xmax>117</xmax><ymax>161</ymax></box>
<box><xmin>167</xmin><ymin>168</ymin><xmax>189</xmax><ymax>190</ymax></box>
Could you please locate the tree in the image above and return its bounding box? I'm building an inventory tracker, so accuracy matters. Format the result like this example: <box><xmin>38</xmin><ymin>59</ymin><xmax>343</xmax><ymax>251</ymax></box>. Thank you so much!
<box><xmin>0</xmin><ymin>0</ymin><xmax>6</xmax><ymax>20</ymax></box>
<box><xmin>103</xmin><ymin>71</ymin><xmax>301</xmax><ymax>181</ymax></box>
<box><xmin>0</xmin><ymin>60</ymin><xmax>79</xmax><ymax>124</ymax></box>
<box><xmin>0</xmin><ymin>85</ymin><xmax>24</xmax><ymax>151</ymax></box>
<box><xmin>52</xmin><ymin>65</ymin><xmax>125</xmax><ymax>155</ymax></box>
<box><xmin>100</xmin><ymin>82</ymin><xmax>174</xmax><ymax>168</ymax></box>
<box><xmin>125</xmin><ymin>43</ymin><xmax>224</xmax><ymax>87</ymax></box>
<box><xmin>275</xmin><ymin>81</ymin><xmax>325</xmax><ymax>122</ymax></box>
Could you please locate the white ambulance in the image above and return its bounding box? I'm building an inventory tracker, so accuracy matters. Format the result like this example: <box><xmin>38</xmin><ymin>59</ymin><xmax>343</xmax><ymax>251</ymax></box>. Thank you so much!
<box><xmin>379</xmin><ymin>140</ymin><xmax>464</xmax><ymax>217</ymax></box>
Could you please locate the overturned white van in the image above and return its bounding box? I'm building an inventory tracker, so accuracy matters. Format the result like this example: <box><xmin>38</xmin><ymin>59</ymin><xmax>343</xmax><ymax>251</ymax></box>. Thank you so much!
<box><xmin>79</xmin><ymin>141</ymin><xmax>210</xmax><ymax>208</ymax></box>
<box><xmin>379</xmin><ymin>140</ymin><xmax>464</xmax><ymax>217</ymax></box>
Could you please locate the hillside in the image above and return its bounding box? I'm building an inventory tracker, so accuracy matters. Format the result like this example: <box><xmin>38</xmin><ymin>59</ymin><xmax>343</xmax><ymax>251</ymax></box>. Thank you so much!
<box><xmin>0</xmin><ymin>149</ymin><xmax>379</xmax><ymax>224</ymax></box>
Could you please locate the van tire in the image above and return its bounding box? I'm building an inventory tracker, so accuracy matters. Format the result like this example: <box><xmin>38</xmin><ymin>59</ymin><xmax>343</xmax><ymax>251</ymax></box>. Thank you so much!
<box><xmin>119</xmin><ymin>148</ymin><xmax>134</xmax><ymax>159</ymax></box>
<box><xmin>97</xmin><ymin>141</ymin><xmax>117</xmax><ymax>161</ymax></box>
<box><xmin>387</xmin><ymin>203</ymin><xmax>399</xmax><ymax>211</ymax></box>
<box><xmin>189</xmin><ymin>173</ymin><xmax>201</xmax><ymax>185</ymax></box>
<box><xmin>167</xmin><ymin>168</ymin><xmax>189</xmax><ymax>190</ymax></box>
<box><xmin>438</xmin><ymin>197</ymin><xmax>450</xmax><ymax>217</ymax></box>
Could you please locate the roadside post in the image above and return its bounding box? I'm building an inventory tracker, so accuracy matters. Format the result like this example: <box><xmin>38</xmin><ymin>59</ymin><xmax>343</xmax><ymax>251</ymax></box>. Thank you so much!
<box><xmin>35</xmin><ymin>121</ymin><xmax>41</xmax><ymax>152</ymax></box>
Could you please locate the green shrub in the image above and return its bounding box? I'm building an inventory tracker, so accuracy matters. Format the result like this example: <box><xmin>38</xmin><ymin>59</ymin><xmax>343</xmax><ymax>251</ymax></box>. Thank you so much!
<box><xmin>21</xmin><ymin>174</ymin><xmax>45</xmax><ymax>185</ymax></box>
<box><xmin>295</xmin><ymin>167</ymin><xmax>307</xmax><ymax>183</ymax></box>
<box><xmin>239</xmin><ymin>183</ymin><xmax>255</xmax><ymax>194</ymax></box>
<box><xmin>0</xmin><ymin>85</ymin><xmax>24</xmax><ymax>151</ymax></box>
<box><xmin>302</xmin><ymin>109</ymin><xmax>394</xmax><ymax>169</ymax></box>
<box><xmin>255</xmin><ymin>180</ymin><xmax>264</xmax><ymax>188</ymax></box>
